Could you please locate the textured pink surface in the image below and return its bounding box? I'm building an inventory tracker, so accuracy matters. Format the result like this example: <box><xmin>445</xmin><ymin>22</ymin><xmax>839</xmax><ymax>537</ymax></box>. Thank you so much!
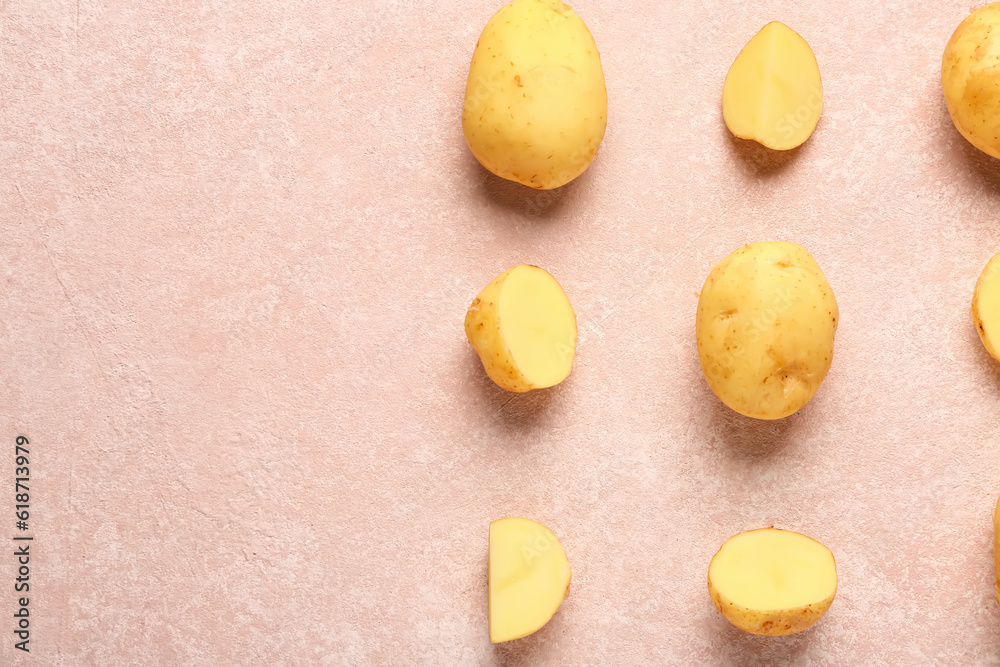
<box><xmin>3</xmin><ymin>0</ymin><xmax>1000</xmax><ymax>663</ymax></box>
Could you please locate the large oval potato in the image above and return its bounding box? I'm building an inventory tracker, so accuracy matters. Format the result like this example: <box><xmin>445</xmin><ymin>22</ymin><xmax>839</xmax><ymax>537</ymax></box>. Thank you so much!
<box><xmin>942</xmin><ymin>3</ymin><xmax>1000</xmax><ymax>159</ymax></box>
<box><xmin>696</xmin><ymin>242</ymin><xmax>838</xmax><ymax>420</ymax></box>
<box><xmin>462</xmin><ymin>0</ymin><xmax>607</xmax><ymax>189</ymax></box>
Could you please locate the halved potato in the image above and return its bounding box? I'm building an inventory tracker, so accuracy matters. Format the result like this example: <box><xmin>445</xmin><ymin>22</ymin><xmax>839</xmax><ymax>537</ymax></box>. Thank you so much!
<box><xmin>708</xmin><ymin>528</ymin><xmax>837</xmax><ymax>636</ymax></box>
<box><xmin>723</xmin><ymin>22</ymin><xmax>823</xmax><ymax>150</ymax></box>
<box><xmin>489</xmin><ymin>517</ymin><xmax>571</xmax><ymax>643</ymax></box>
<box><xmin>465</xmin><ymin>265</ymin><xmax>576</xmax><ymax>392</ymax></box>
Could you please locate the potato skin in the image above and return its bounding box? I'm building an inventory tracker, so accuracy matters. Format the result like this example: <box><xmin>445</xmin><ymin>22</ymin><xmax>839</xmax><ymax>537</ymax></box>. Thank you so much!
<box><xmin>465</xmin><ymin>268</ymin><xmax>534</xmax><ymax>392</ymax></box>
<box><xmin>708</xmin><ymin>579</ymin><xmax>834</xmax><ymax>636</ymax></box>
<box><xmin>942</xmin><ymin>3</ymin><xmax>1000</xmax><ymax>159</ymax></box>
<box><xmin>696</xmin><ymin>242</ymin><xmax>838</xmax><ymax>420</ymax></box>
<box><xmin>971</xmin><ymin>251</ymin><xmax>1000</xmax><ymax>360</ymax></box>
<box><xmin>462</xmin><ymin>0</ymin><xmax>607</xmax><ymax>189</ymax></box>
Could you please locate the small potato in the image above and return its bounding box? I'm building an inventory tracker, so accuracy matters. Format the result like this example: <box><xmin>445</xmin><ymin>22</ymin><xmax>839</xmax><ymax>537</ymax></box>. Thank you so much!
<box><xmin>971</xmin><ymin>251</ymin><xmax>1000</xmax><ymax>360</ymax></box>
<box><xmin>489</xmin><ymin>517</ymin><xmax>571</xmax><ymax>643</ymax></box>
<box><xmin>465</xmin><ymin>265</ymin><xmax>576</xmax><ymax>392</ymax></box>
<box><xmin>942</xmin><ymin>3</ymin><xmax>1000</xmax><ymax>159</ymax></box>
<box><xmin>462</xmin><ymin>0</ymin><xmax>607</xmax><ymax>189</ymax></box>
<box><xmin>696</xmin><ymin>242</ymin><xmax>838</xmax><ymax>420</ymax></box>
<box><xmin>723</xmin><ymin>22</ymin><xmax>823</xmax><ymax>150</ymax></box>
<box><xmin>708</xmin><ymin>528</ymin><xmax>837</xmax><ymax>636</ymax></box>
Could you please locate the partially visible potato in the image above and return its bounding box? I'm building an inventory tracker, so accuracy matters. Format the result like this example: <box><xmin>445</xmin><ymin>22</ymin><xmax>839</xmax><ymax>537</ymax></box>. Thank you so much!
<box><xmin>994</xmin><ymin>495</ymin><xmax>1000</xmax><ymax>607</ymax></box>
<box><xmin>696</xmin><ymin>242</ymin><xmax>838</xmax><ymax>420</ymax></box>
<box><xmin>942</xmin><ymin>3</ymin><xmax>1000</xmax><ymax>159</ymax></box>
<box><xmin>972</xmin><ymin>251</ymin><xmax>1000</xmax><ymax>360</ymax></box>
<box><xmin>462</xmin><ymin>0</ymin><xmax>607</xmax><ymax>189</ymax></box>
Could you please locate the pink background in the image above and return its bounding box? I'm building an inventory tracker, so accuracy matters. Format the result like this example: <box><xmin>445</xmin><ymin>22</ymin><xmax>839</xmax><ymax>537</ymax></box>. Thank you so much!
<box><xmin>3</xmin><ymin>0</ymin><xmax>1000</xmax><ymax>663</ymax></box>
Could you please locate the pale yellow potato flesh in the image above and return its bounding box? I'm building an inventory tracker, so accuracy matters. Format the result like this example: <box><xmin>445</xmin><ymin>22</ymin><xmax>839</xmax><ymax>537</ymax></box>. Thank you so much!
<box><xmin>462</xmin><ymin>0</ymin><xmax>607</xmax><ymax>189</ymax></box>
<box><xmin>696</xmin><ymin>242</ymin><xmax>838</xmax><ymax>420</ymax></box>
<box><xmin>708</xmin><ymin>528</ymin><xmax>837</xmax><ymax>636</ymax></box>
<box><xmin>489</xmin><ymin>517</ymin><xmax>571</xmax><ymax>643</ymax></box>
<box><xmin>723</xmin><ymin>22</ymin><xmax>823</xmax><ymax>150</ymax></box>
<box><xmin>465</xmin><ymin>265</ymin><xmax>577</xmax><ymax>392</ymax></box>
<box><xmin>942</xmin><ymin>3</ymin><xmax>1000</xmax><ymax>160</ymax></box>
<box><xmin>972</xmin><ymin>251</ymin><xmax>1000</xmax><ymax>360</ymax></box>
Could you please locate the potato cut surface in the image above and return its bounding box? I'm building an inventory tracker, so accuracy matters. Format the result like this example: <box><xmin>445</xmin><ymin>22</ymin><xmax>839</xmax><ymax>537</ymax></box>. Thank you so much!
<box><xmin>710</xmin><ymin>529</ymin><xmax>836</xmax><ymax>611</ymax></box>
<box><xmin>489</xmin><ymin>518</ymin><xmax>571</xmax><ymax>644</ymax></box>
<box><xmin>723</xmin><ymin>22</ymin><xmax>823</xmax><ymax>150</ymax></box>
<box><xmin>499</xmin><ymin>265</ymin><xmax>576</xmax><ymax>388</ymax></box>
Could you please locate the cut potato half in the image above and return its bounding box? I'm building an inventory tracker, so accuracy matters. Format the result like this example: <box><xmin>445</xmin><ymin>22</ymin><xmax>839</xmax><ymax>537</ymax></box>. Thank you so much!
<box><xmin>465</xmin><ymin>265</ymin><xmax>576</xmax><ymax>392</ymax></box>
<box><xmin>489</xmin><ymin>517</ymin><xmax>571</xmax><ymax>643</ymax></box>
<box><xmin>723</xmin><ymin>22</ymin><xmax>823</xmax><ymax>150</ymax></box>
<box><xmin>708</xmin><ymin>528</ymin><xmax>837</xmax><ymax>636</ymax></box>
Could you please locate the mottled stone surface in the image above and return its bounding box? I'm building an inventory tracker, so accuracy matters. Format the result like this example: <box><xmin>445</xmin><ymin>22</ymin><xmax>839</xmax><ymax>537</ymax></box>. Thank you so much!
<box><xmin>2</xmin><ymin>0</ymin><xmax>1000</xmax><ymax>663</ymax></box>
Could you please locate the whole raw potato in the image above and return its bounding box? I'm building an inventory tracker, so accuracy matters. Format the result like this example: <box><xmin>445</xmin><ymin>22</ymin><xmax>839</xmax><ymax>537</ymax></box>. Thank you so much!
<box><xmin>696</xmin><ymin>242</ymin><xmax>838</xmax><ymax>420</ymax></box>
<box><xmin>462</xmin><ymin>0</ymin><xmax>608</xmax><ymax>189</ymax></box>
<box><xmin>942</xmin><ymin>3</ymin><xmax>1000</xmax><ymax>159</ymax></box>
